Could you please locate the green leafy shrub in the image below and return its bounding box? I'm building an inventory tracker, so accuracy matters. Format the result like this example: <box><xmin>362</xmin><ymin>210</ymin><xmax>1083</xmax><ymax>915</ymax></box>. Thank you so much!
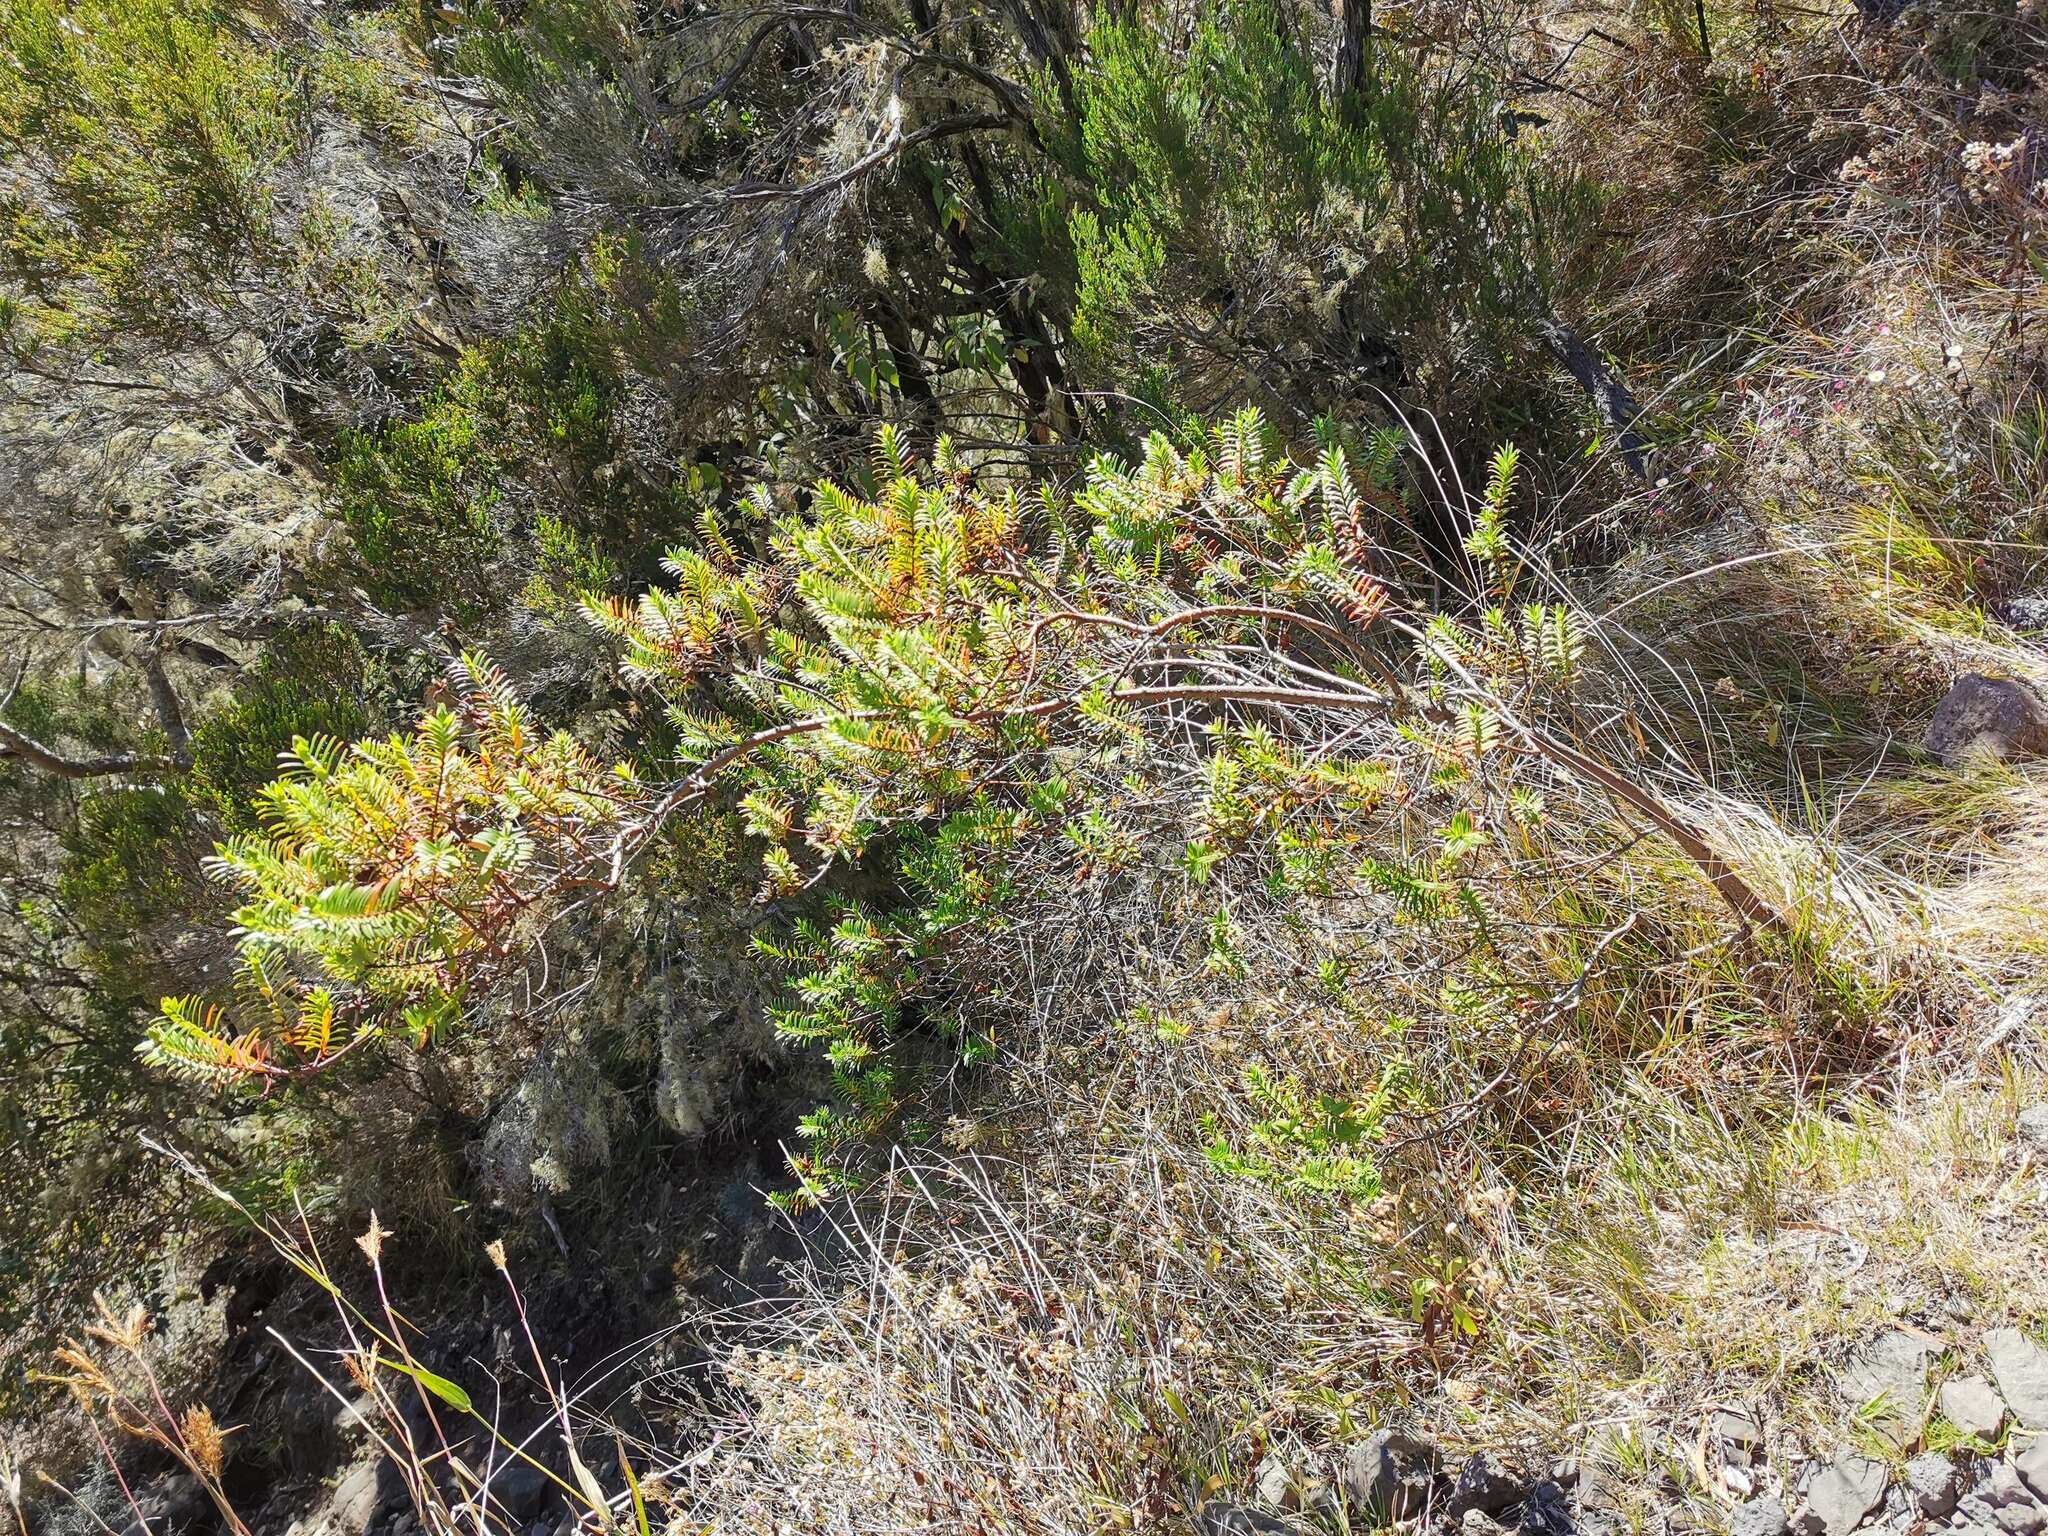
<box><xmin>0</xmin><ymin>0</ymin><xmax>300</xmax><ymax>349</ymax></box>
<box><xmin>160</xmin><ymin>415</ymin><xmax>1773</xmax><ymax>1217</ymax></box>
<box><xmin>149</xmin><ymin>657</ymin><xmax>627</xmax><ymax>1081</ymax></box>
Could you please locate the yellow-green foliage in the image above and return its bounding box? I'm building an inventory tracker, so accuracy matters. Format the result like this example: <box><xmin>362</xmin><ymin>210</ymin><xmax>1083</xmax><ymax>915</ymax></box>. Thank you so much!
<box><xmin>148</xmin><ymin>657</ymin><xmax>626</xmax><ymax>1082</ymax></box>
<box><xmin>0</xmin><ymin>0</ymin><xmax>299</xmax><ymax>344</ymax></box>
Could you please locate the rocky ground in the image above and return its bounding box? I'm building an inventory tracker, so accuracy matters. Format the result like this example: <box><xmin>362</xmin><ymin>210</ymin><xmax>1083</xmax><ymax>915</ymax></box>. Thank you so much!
<box><xmin>1192</xmin><ymin>1105</ymin><xmax>2048</xmax><ymax>1536</ymax></box>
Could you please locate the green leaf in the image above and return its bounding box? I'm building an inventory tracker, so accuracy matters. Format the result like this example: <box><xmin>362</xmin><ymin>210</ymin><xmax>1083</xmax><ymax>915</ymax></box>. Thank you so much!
<box><xmin>379</xmin><ymin>1358</ymin><xmax>473</xmax><ymax>1414</ymax></box>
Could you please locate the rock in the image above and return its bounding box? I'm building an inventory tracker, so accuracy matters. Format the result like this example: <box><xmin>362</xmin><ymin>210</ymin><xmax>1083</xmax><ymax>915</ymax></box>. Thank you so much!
<box><xmin>1955</xmin><ymin>1460</ymin><xmax>2048</xmax><ymax>1536</ymax></box>
<box><xmin>2019</xmin><ymin>1106</ymin><xmax>2048</xmax><ymax>1151</ymax></box>
<box><xmin>1945</xmin><ymin>1377</ymin><xmax>2012</xmax><ymax>1442</ymax></box>
<box><xmin>1839</xmin><ymin>1330</ymin><xmax>1936</xmax><ymax>1447</ymax></box>
<box><xmin>1797</xmin><ymin>1453</ymin><xmax>1890</xmax><ymax>1536</ymax></box>
<box><xmin>1924</xmin><ymin>674</ymin><xmax>2048</xmax><ymax>767</ymax></box>
<box><xmin>1733</xmin><ymin>1495</ymin><xmax>1790</xmax><ymax>1536</ymax></box>
<box><xmin>1716</xmin><ymin>1411</ymin><xmax>1766</xmax><ymax>1469</ymax></box>
<box><xmin>1450</xmin><ymin>1452</ymin><xmax>1528</xmax><ymax>1518</ymax></box>
<box><xmin>1879</xmin><ymin>1483</ymin><xmax>1917</xmax><ymax>1528</ymax></box>
<box><xmin>1519</xmin><ymin>1479</ymin><xmax>1576</xmax><ymax>1536</ymax></box>
<box><xmin>1988</xmin><ymin>1330</ymin><xmax>2048</xmax><ymax>1429</ymax></box>
<box><xmin>1464</xmin><ymin>1512</ymin><xmax>1514</xmax><ymax>1536</ymax></box>
<box><xmin>484</xmin><ymin>1458</ymin><xmax>550</xmax><ymax>1521</ymax></box>
<box><xmin>1255</xmin><ymin>1452</ymin><xmax>1301</xmax><ymax>1511</ymax></box>
<box><xmin>1907</xmin><ymin>1455</ymin><xmax>1967</xmax><ymax>1518</ymax></box>
<box><xmin>2017</xmin><ymin>1437</ymin><xmax>2048</xmax><ymax>1502</ymax></box>
<box><xmin>2003</xmin><ymin>596</ymin><xmax>2048</xmax><ymax>634</ymax></box>
<box><xmin>118</xmin><ymin>1475</ymin><xmax>208</xmax><ymax>1536</ymax></box>
<box><xmin>1197</xmin><ymin>1503</ymin><xmax>1304</xmax><ymax>1536</ymax></box>
<box><xmin>1341</xmin><ymin>1429</ymin><xmax>1443</xmax><ymax>1521</ymax></box>
<box><xmin>329</xmin><ymin>1461</ymin><xmax>382</xmax><ymax>1536</ymax></box>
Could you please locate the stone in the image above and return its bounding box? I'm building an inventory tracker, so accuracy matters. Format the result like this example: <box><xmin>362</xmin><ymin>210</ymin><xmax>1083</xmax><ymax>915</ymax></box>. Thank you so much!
<box><xmin>1519</xmin><ymin>1479</ymin><xmax>1576</xmax><ymax>1536</ymax></box>
<box><xmin>1733</xmin><ymin>1495</ymin><xmax>1790</xmax><ymax>1536</ymax></box>
<box><xmin>1879</xmin><ymin>1483</ymin><xmax>1916</xmax><ymax>1528</ymax></box>
<box><xmin>485</xmin><ymin>1458</ymin><xmax>550</xmax><ymax>1520</ymax></box>
<box><xmin>1925</xmin><ymin>674</ymin><xmax>2048</xmax><ymax>767</ymax></box>
<box><xmin>1255</xmin><ymin>1453</ymin><xmax>1301</xmax><ymax>1511</ymax></box>
<box><xmin>1464</xmin><ymin>1512</ymin><xmax>1513</xmax><ymax>1536</ymax></box>
<box><xmin>329</xmin><ymin>1461</ymin><xmax>382</xmax><ymax>1536</ymax></box>
<box><xmin>2017</xmin><ymin>1437</ymin><xmax>2048</xmax><ymax>1502</ymax></box>
<box><xmin>2019</xmin><ymin>1106</ymin><xmax>2048</xmax><ymax>1151</ymax></box>
<box><xmin>1341</xmin><ymin>1429</ymin><xmax>1443</xmax><ymax>1521</ymax></box>
<box><xmin>1956</xmin><ymin>1461</ymin><xmax>2048</xmax><ymax>1536</ymax></box>
<box><xmin>1450</xmin><ymin>1452</ymin><xmax>1528</xmax><ymax>1518</ymax></box>
<box><xmin>2003</xmin><ymin>596</ymin><xmax>2048</xmax><ymax>634</ymax></box>
<box><xmin>1797</xmin><ymin>1453</ymin><xmax>1890</xmax><ymax>1536</ymax></box>
<box><xmin>118</xmin><ymin>1476</ymin><xmax>207</xmax><ymax>1536</ymax></box>
<box><xmin>1716</xmin><ymin>1411</ymin><xmax>1766</xmax><ymax>1469</ymax></box>
<box><xmin>1907</xmin><ymin>1455</ymin><xmax>1967</xmax><ymax>1518</ymax></box>
<box><xmin>1839</xmin><ymin>1330</ymin><xmax>1937</xmax><ymax>1448</ymax></box>
<box><xmin>1988</xmin><ymin>1330</ymin><xmax>2048</xmax><ymax>1429</ymax></box>
<box><xmin>1946</xmin><ymin>1377</ymin><xmax>2013</xmax><ymax>1441</ymax></box>
<box><xmin>1197</xmin><ymin>1503</ymin><xmax>1304</xmax><ymax>1536</ymax></box>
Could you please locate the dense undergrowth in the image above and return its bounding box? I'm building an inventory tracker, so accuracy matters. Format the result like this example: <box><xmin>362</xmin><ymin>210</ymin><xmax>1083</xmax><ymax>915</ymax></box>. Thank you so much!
<box><xmin>2</xmin><ymin>0</ymin><xmax>2046</xmax><ymax>1530</ymax></box>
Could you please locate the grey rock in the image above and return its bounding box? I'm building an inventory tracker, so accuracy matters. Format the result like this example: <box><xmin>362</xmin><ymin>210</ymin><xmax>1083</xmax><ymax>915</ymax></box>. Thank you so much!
<box><xmin>2017</xmin><ymin>1436</ymin><xmax>2048</xmax><ymax>1501</ymax></box>
<box><xmin>1798</xmin><ymin>1452</ymin><xmax>1890</xmax><ymax>1536</ymax></box>
<box><xmin>1839</xmin><ymin>1330</ymin><xmax>1937</xmax><ymax>1447</ymax></box>
<box><xmin>1988</xmin><ymin>1330</ymin><xmax>2048</xmax><ymax>1428</ymax></box>
<box><xmin>2019</xmin><ymin>1106</ymin><xmax>2048</xmax><ymax>1151</ymax></box>
<box><xmin>1880</xmin><ymin>1483</ymin><xmax>1917</xmax><ymax>1527</ymax></box>
<box><xmin>1464</xmin><ymin>1512</ymin><xmax>1514</xmax><ymax>1536</ymax></box>
<box><xmin>329</xmin><ymin>1461</ymin><xmax>382</xmax><ymax>1536</ymax></box>
<box><xmin>2003</xmin><ymin>596</ymin><xmax>2048</xmax><ymax>633</ymax></box>
<box><xmin>1255</xmin><ymin>1452</ymin><xmax>1301</xmax><ymax>1511</ymax></box>
<box><xmin>1958</xmin><ymin>1461</ymin><xmax>2048</xmax><ymax>1536</ymax></box>
<box><xmin>1519</xmin><ymin>1479</ymin><xmax>1576</xmax><ymax>1536</ymax></box>
<box><xmin>1732</xmin><ymin>1495</ymin><xmax>1790</xmax><ymax>1536</ymax></box>
<box><xmin>1450</xmin><ymin>1452</ymin><xmax>1528</xmax><ymax>1518</ymax></box>
<box><xmin>1907</xmin><ymin>1454</ymin><xmax>1967</xmax><ymax>1518</ymax></box>
<box><xmin>485</xmin><ymin>1458</ymin><xmax>550</xmax><ymax>1520</ymax></box>
<box><xmin>1945</xmin><ymin>1376</ymin><xmax>2012</xmax><ymax>1441</ymax></box>
<box><xmin>1342</xmin><ymin>1429</ymin><xmax>1442</xmax><ymax>1521</ymax></box>
<box><xmin>1197</xmin><ymin>1502</ymin><xmax>1305</xmax><ymax>1536</ymax></box>
<box><xmin>118</xmin><ymin>1476</ymin><xmax>208</xmax><ymax>1536</ymax></box>
<box><xmin>1925</xmin><ymin>674</ymin><xmax>2048</xmax><ymax>766</ymax></box>
<box><xmin>1717</xmin><ymin>1411</ymin><xmax>1766</xmax><ymax>1469</ymax></box>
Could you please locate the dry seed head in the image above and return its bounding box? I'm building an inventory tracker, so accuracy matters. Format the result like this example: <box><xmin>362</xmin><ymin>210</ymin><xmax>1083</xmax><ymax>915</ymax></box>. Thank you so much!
<box><xmin>341</xmin><ymin>1349</ymin><xmax>376</xmax><ymax>1394</ymax></box>
<box><xmin>86</xmin><ymin>1296</ymin><xmax>150</xmax><ymax>1352</ymax></box>
<box><xmin>180</xmin><ymin>1406</ymin><xmax>227</xmax><ymax>1478</ymax></box>
<box><xmin>357</xmin><ymin>1211</ymin><xmax>391</xmax><ymax>1266</ymax></box>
